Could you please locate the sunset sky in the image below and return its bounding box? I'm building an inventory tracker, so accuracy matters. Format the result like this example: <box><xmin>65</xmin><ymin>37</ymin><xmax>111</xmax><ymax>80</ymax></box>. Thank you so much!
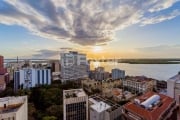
<box><xmin>0</xmin><ymin>0</ymin><xmax>180</xmax><ymax>59</ymax></box>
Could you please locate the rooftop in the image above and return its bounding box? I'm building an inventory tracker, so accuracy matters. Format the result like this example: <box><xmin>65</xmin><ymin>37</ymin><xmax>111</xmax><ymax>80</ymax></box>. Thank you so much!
<box><xmin>89</xmin><ymin>95</ymin><xmax>121</xmax><ymax>113</ymax></box>
<box><xmin>91</xmin><ymin>101</ymin><xmax>111</xmax><ymax>113</ymax></box>
<box><xmin>63</xmin><ymin>89</ymin><xmax>87</xmax><ymax>99</ymax></box>
<box><xmin>168</xmin><ymin>72</ymin><xmax>180</xmax><ymax>83</ymax></box>
<box><xmin>0</xmin><ymin>96</ymin><xmax>27</xmax><ymax>113</ymax></box>
<box><xmin>123</xmin><ymin>92</ymin><xmax>176</xmax><ymax>120</ymax></box>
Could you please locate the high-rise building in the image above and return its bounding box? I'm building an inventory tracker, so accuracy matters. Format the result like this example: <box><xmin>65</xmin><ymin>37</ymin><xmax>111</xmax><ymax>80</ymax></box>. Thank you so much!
<box><xmin>0</xmin><ymin>55</ymin><xmax>7</xmax><ymax>75</ymax></box>
<box><xmin>90</xmin><ymin>67</ymin><xmax>110</xmax><ymax>81</ymax></box>
<box><xmin>0</xmin><ymin>55</ymin><xmax>3</xmax><ymax>68</ymax></box>
<box><xmin>51</xmin><ymin>60</ymin><xmax>60</xmax><ymax>72</ymax></box>
<box><xmin>60</xmin><ymin>51</ymin><xmax>89</xmax><ymax>82</ymax></box>
<box><xmin>0</xmin><ymin>75</ymin><xmax>6</xmax><ymax>91</ymax></box>
<box><xmin>0</xmin><ymin>55</ymin><xmax>9</xmax><ymax>89</ymax></box>
<box><xmin>122</xmin><ymin>92</ymin><xmax>177</xmax><ymax>120</ymax></box>
<box><xmin>112</xmin><ymin>68</ymin><xmax>125</xmax><ymax>80</ymax></box>
<box><xmin>89</xmin><ymin>95</ymin><xmax>122</xmax><ymax>120</ymax></box>
<box><xmin>167</xmin><ymin>72</ymin><xmax>180</xmax><ymax>105</ymax></box>
<box><xmin>14</xmin><ymin>68</ymin><xmax>51</xmax><ymax>91</ymax></box>
<box><xmin>63</xmin><ymin>89</ymin><xmax>88</xmax><ymax>120</ymax></box>
<box><xmin>0</xmin><ymin>96</ymin><xmax>28</xmax><ymax>120</ymax></box>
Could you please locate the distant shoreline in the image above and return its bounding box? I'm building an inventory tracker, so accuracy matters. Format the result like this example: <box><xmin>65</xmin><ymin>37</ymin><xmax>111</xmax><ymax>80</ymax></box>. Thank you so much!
<box><xmin>89</xmin><ymin>59</ymin><xmax>180</xmax><ymax>64</ymax></box>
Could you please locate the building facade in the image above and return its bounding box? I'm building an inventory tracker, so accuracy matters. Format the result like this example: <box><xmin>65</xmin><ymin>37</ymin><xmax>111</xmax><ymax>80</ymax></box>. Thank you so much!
<box><xmin>112</xmin><ymin>68</ymin><xmax>125</xmax><ymax>80</ymax></box>
<box><xmin>167</xmin><ymin>72</ymin><xmax>180</xmax><ymax>105</ymax></box>
<box><xmin>82</xmin><ymin>79</ymin><xmax>122</xmax><ymax>94</ymax></box>
<box><xmin>14</xmin><ymin>68</ymin><xmax>51</xmax><ymax>91</ymax></box>
<box><xmin>0</xmin><ymin>55</ymin><xmax>3</xmax><ymax>68</ymax></box>
<box><xmin>90</xmin><ymin>67</ymin><xmax>110</xmax><ymax>81</ymax></box>
<box><xmin>63</xmin><ymin>89</ymin><xmax>88</xmax><ymax>120</ymax></box>
<box><xmin>0</xmin><ymin>55</ymin><xmax>9</xmax><ymax>91</ymax></box>
<box><xmin>89</xmin><ymin>95</ymin><xmax>122</xmax><ymax>120</ymax></box>
<box><xmin>0</xmin><ymin>75</ymin><xmax>6</xmax><ymax>91</ymax></box>
<box><xmin>156</xmin><ymin>80</ymin><xmax>167</xmax><ymax>90</ymax></box>
<box><xmin>60</xmin><ymin>51</ymin><xmax>89</xmax><ymax>82</ymax></box>
<box><xmin>122</xmin><ymin>92</ymin><xmax>177</xmax><ymax>120</ymax></box>
<box><xmin>123</xmin><ymin>77</ymin><xmax>154</xmax><ymax>94</ymax></box>
<box><xmin>0</xmin><ymin>96</ymin><xmax>28</xmax><ymax>120</ymax></box>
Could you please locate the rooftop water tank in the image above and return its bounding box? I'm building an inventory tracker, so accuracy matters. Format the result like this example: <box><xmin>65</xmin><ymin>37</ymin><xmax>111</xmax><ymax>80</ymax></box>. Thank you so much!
<box><xmin>141</xmin><ymin>95</ymin><xmax>160</xmax><ymax>108</ymax></box>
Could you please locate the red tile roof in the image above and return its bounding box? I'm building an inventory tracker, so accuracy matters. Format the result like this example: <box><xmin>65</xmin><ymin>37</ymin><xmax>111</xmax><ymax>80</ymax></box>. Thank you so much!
<box><xmin>123</xmin><ymin>91</ymin><xmax>176</xmax><ymax>120</ymax></box>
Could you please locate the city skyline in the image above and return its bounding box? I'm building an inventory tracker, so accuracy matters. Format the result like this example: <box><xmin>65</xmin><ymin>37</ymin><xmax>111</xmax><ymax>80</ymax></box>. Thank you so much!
<box><xmin>0</xmin><ymin>0</ymin><xmax>180</xmax><ymax>59</ymax></box>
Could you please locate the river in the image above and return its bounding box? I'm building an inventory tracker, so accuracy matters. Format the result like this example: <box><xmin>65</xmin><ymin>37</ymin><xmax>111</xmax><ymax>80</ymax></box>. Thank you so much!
<box><xmin>90</xmin><ymin>62</ymin><xmax>180</xmax><ymax>80</ymax></box>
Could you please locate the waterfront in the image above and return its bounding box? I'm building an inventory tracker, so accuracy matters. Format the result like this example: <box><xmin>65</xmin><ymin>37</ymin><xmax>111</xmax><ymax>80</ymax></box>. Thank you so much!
<box><xmin>90</xmin><ymin>62</ymin><xmax>180</xmax><ymax>80</ymax></box>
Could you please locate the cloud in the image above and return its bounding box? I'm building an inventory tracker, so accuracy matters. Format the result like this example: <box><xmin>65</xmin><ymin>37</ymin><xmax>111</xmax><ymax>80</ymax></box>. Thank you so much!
<box><xmin>0</xmin><ymin>0</ymin><xmax>180</xmax><ymax>45</ymax></box>
<box><xmin>141</xmin><ymin>9</ymin><xmax>180</xmax><ymax>25</ymax></box>
<box><xmin>31</xmin><ymin>49</ymin><xmax>59</xmax><ymax>59</ymax></box>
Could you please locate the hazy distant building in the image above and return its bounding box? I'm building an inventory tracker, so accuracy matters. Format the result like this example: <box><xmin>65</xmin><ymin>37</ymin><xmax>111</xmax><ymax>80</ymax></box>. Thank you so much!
<box><xmin>0</xmin><ymin>96</ymin><xmax>28</xmax><ymax>120</ymax></box>
<box><xmin>14</xmin><ymin>68</ymin><xmax>51</xmax><ymax>91</ymax></box>
<box><xmin>122</xmin><ymin>92</ymin><xmax>177</xmax><ymax>120</ymax></box>
<box><xmin>60</xmin><ymin>51</ymin><xmax>89</xmax><ymax>82</ymax></box>
<box><xmin>90</xmin><ymin>67</ymin><xmax>110</xmax><ymax>81</ymax></box>
<box><xmin>0</xmin><ymin>55</ymin><xmax>9</xmax><ymax>87</ymax></box>
<box><xmin>0</xmin><ymin>75</ymin><xmax>6</xmax><ymax>91</ymax></box>
<box><xmin>63</xmin><ymin>89</ymin><xmax>88</xmax><ymax>120</ymax></box>
<box><xmin>0</xmin><ymin>55</ymin><xmax>3</xmax><ymax>68</ymax></box>
<box><xmin>0</xmin><ymin>55</ymin><xmax>7</xmax><ymax>74</ymax></box>
<box><xmin>167</xmin><ymin>72</ymin><xmax>180</xmax><ymax>105</ymax></box>
<box><xmin>89</xmin><ymin>95</ymin><xmax>122</xmax><ymax>120</ymax></box>
<box><xmin>111</xmin><ymin>68</ymin><xmax>125</xmax><ymax>80</ymax></box>
<box><xmin>51</xmin><ymin>60</ymin><xmax>60</xmax><ymax>72</ymax></box>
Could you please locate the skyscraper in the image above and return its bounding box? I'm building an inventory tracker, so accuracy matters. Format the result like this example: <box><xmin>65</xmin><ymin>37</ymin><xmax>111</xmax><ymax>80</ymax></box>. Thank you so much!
<box><xmin>63</xmin><ymin>89</ymin><xmax>88</xmax><ymax>120</ymax></box>
<box><xmin>0</xmin><ymin>55</ymin><xmax>3</xmax><ymax>68</ymax></box>
<box><xmin>60</xmin><ymin>51</ymin><xmax>89</xmax><ymax>82</ymax></box>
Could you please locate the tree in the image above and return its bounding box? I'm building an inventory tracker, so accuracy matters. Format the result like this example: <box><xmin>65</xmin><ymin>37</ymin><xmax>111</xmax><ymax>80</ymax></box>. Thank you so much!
<box><xmin>42</xmin><ymin>116</ymin><xmax>57</xmax><ymax>120</ymax></box>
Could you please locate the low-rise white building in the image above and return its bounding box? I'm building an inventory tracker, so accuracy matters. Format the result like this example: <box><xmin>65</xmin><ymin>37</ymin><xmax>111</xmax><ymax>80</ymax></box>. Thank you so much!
<box><xmin>89</xmin><ymin>96</ymin><xmax>122</xmax><ymax>120</ymax></box>
<box><xmin>14</xmin><ymin>68</ymin><xmax>51</xmax><ymax>91</ymax></box>
<box><xmin>0</xmin><ymin>96</ymin><xmax>28</xmax><ymax>120</ymax></box>
<box><xmin>167</xmin><ymin>72</ymin><xmax>180</xmax><ymax>105</ymax></box>
<box><xmin>123</xmin><ymin>77</ymin><xmax>154</xmax><ymax>94</ymax></box>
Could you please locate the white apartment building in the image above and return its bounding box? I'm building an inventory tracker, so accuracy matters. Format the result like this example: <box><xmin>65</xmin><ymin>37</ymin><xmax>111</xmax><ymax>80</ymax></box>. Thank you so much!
<box><xmin>123</xmin><ymin>78</ymin><xmax>154</xmax><ymax>94</ymax></box>
<box><xmin>112</xmin><ymin>68</ymin><xmax>125</xmax><ymax>80</ymax></box>
<box><xmin>63</xmin><ymin>89</ymin><xmax>88</xmax><ymax>120</ymax></box>
<box><xmin>89</xmin><ymin>96</ymin><xmax>122</xmax><ymax>120</ymax></box>
<box><xmin>14</xmin><ymin>68</ymin><xmax>51</xmax><ymax>90</ymax></box>
<box><xmin>167</xmin><ymin>72</ymin><xmax>180</xmax><ymax>105</ymax></box>
<box><xmin>0</xmin><ymin>96</ymin><xmax>28</xmax><ymax>120</ymax></box>
<box><xmin>60</xmin><ymin>51</ymin><xmax>89</xmax><ymax>82</ymax></box>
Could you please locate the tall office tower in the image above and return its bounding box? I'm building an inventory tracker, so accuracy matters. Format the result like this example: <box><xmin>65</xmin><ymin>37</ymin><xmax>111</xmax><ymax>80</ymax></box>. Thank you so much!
<box><xmin>0</xmin><ymin>55</ymin><xmax>7</xmax><ymax>74</ymax></box>
<box><xmin>60</xmin><ymin>51</ymin><xmax>89</xmax><ymax>82</ymax></box>
<box><xmin>14</xmin><ymin>68</ymin><xmax>51</xmax><ymax>91</ymax></box>
<box><xmin>0</xmin><ymin>96</ymin><xmax>28</xmax><ymax>120</ymax></box>
<box><xmin>112</xmin><ymin>68</ymin><xmax>125</xmax><ymax>80</ymax></box>
<box><xmin>0</xmin><ymin>55</ymin><xmax>3</xmax><ymax>68</ymax></box>
<box><xmin>63</xmin><ymin>89</ymin><xmax>88</xmax><ymax>120</ymax></box>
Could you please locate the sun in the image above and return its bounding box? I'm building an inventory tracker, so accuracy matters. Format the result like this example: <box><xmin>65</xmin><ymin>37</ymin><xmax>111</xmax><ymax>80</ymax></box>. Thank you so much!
<box><xmin>93</xmin><ymin>46</ymin><xmax>102</xmax><ymax>53</ymax></box>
